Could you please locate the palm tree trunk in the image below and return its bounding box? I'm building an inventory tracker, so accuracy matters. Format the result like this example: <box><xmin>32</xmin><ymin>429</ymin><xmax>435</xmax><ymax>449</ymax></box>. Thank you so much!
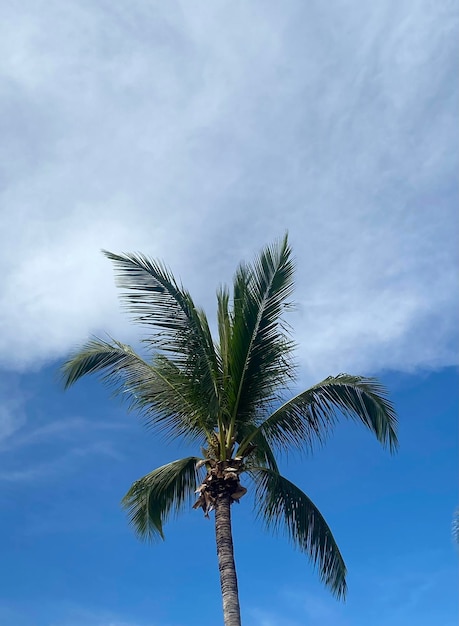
<box><xmin>215</xmin><ymin>494</ymin><xmax>242</xmax><ymax>626</ymax></box>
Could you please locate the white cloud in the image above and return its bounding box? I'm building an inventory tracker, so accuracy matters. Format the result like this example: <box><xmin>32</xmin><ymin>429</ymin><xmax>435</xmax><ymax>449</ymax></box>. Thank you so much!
<box><xmin>0</xmin><ymin>0</ymin><xmax>457</xmax><ymax>378</ymax></box>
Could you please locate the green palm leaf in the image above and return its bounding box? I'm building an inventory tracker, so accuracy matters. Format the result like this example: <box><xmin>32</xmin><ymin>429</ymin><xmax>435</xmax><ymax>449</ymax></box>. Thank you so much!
<box><xmin>61</xmin><ymin>338</ymin><xmax>215</xmax><ymax>441</ymax></box>
<box><xmin>216</xmin><ymin>287</ymin><xmax>231</xmax><ymax>393</ymax></box>
<box><xmin>122</xmin><ymin>456</ymin><xmax>202</xmax><ymax>540</ymax></box>
<box><xmin>239</xmin><ymin>374</ymin><xmax>398</xmax><ymax>455</ymax></box>
<box><xmin>227</xmin><ymin>234</ymin><xmax>296</xmax><ymax>435</ymax></box>
<box><xmin>61</xmin><ymin>337</ymin><xmax>143</xmax><ymax>389</ymax></box>
<box><xmin>103</xmin><ymin>250</ymin><xmax>220</xmax><ymax>418</ymax></box>
<box><xmin>234</xmin><ymin>423</ymin><xmax>279</xmax><ymax>473</ymax></box>
<box><xmin>250</xmin><ymin>467</ymin><xmax>347</xmax><ymax>599</ymax></box>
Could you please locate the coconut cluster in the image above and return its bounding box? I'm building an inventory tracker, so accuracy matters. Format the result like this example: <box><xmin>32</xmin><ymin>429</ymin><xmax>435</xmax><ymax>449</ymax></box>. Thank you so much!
<box><xmin>193</xmin><ymin>458</ymin><xmax>248</xmax><ymax>517</ymax></box>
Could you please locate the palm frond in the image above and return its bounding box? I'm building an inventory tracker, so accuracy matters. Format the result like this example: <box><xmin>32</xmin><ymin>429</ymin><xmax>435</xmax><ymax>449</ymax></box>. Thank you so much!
<box><xmin>102</xmin><ymin>250</ymin><xmax>220</xmax><ymax>417</ymax></box>
<box><xmin>249</xmin><ymin>467</ymin><xmax>347</xmax><ymax>599</ymax></box>
<box><xmin>235</xmin><ymin>423</ymin><xmax>279</xmax><ymax>473</ymax></box>
<box><xmin>453</xmin><ymin>507</ymin><xmax>459</xmax><ymax>545</ymax></box>
<box><xmin>122</xmin><ymin>456</ymin><xmax>202</xmax><ymax>541</ymax></box>
<box><xmin>137</xmin><ymin>354</ymin><xmax>218</xmax><ymax>441</ymax></box>
<box><xmin>239</xmin><ymin>374</ymin><xmax>398</xmax><ymax>455</ymax></box>
<box><xmin>217</xmin><ymin>286</ymin><xmax>231</xmax><ymax>390</ymax></box>
<box><xmin>61</xmin><ymin>337</ymin><xmax>152</xmax><ymax>390</ymax></box>
<box><xmin>226</xmin><ymin>234</ymin><xmax>296</xmax><ymax>430</ymax></box>
<box><xmin>61</xmin><ymin>338</ymin><xmax>215</xmax><ymax>441</ymax></box>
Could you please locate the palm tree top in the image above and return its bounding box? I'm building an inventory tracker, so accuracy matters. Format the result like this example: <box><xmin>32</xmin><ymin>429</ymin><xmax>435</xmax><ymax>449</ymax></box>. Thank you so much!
<box><xmin>61</xmin><ymin>233</ymin><xmax>398</xmax><ymax>603</ymax></box>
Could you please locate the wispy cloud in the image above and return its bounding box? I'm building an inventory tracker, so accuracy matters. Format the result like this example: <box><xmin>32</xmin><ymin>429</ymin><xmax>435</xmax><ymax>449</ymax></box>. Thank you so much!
<box><xmin>365</xmin><ymin>562</ymin><xmax>445</xmax><ymax>626</ymax></box>
<box><xmin>0</xmin><ymin>440</ymin><xmax>122</xmax><ymax>483</ymax></box>
<box><xmin>0</xmin><ymin>400</ymin><xmax>130</xmax><ymax>483</ymax></box>
<box><xmin>0</xmin><ymin>0</ymin><xmax>457</xmax><ymax>378</ymax></box>
<box><xmin>249</xmin><ymin>554</ymin><xmax>457</xmax><ymax>626</ymax></box>
<box><xmin>46</xmin><ymin>604</ymin><xmax>170</xmax><ymax>626</ymax></box>
<box><xmin>248</xmin><ymin>589</ymin><xmax>348</xmax><ymax>626</ymax></box>
<box><xmin>0</xmin><ymin>397</ymin><xmax>129</xmax><ymax>483</ymax></box>
<box><xmin>0</xmin><ymin>602</ymin><xmax>160</xmax><ymax>626</ymax></box>
<box><xmin>247</xmin><ymin>610</ymin><xmax>301</xmax><ymax>626</ymax></box>
<box><xmin>52</xmin><ymin>620</ymin><xmax>149</xmax><ymax>626</ymax></box>
<box><xmin>0</xmin><ymin>416</ymin><xmax>128</xmax><ymax>452</ymax></box>
<box><xmin>0</xmin><ymin>401</ymin><xmax>25</xmax><ymax>443</ymax></box>
<box><xmin>0</xmin><ymin>381</ymin><xmax>26</xmax><ymax>442</ymax></box>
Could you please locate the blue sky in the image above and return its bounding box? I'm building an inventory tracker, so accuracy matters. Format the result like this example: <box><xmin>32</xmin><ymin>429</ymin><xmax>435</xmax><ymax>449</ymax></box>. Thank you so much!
<box><xmin>0</xmin><ymin>368</ymin><xmax>457</xmax><ymax>625</ymax></box>
<box><xmin>0</xmin><ymin>1</ymin><xmax>458</xmax><ymax>625</ymax></box>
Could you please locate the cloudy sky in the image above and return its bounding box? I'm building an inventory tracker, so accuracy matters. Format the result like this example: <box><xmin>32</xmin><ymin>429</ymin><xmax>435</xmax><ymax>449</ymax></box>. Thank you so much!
<box><xmin>0</xmin><ymin>1</ymin><xmax>457</xmax><ymax>625</ymax></box>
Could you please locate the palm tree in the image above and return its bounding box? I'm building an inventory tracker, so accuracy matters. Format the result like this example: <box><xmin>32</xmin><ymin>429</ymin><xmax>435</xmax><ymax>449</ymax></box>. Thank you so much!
<box><xmin>62</xmin><ymin>235</ymin><xmax>397</xmax><ymax>626</ymax></box>
<box><xmin>453</xmin><ymin>507</ymin><xmax>459</xmax><ymax>545</ymax></box>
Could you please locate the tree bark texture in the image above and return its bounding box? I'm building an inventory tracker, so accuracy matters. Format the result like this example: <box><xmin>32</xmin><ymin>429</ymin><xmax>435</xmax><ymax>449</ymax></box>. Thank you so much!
<box><xmin>215</xmin><ymin>494</ymin><xmax>242</xmax><ymax>626</ymax></box>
